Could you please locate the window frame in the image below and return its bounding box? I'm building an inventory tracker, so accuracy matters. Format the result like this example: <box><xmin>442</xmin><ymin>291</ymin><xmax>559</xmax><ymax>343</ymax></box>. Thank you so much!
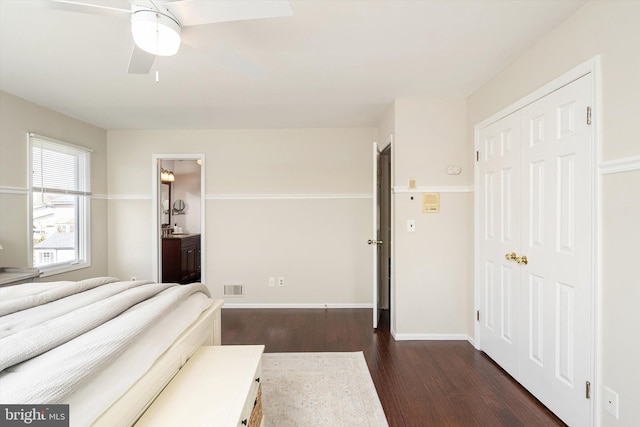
<box><xmin>28</xmin><ymin>133</ymin><xmax>92</xmax><ymax>276</ymax></box>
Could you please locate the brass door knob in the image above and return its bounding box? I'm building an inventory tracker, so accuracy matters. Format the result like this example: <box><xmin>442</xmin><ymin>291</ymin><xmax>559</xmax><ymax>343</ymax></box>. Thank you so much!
<box><xmin>505</xmin><ymin>252</ymin><xmax>517</xmax><ymax>261</ymax></box>
<box><xmin>516</xmin><ymin>255</ymin><xmax>528</xmax><ymax>265</ymax></box>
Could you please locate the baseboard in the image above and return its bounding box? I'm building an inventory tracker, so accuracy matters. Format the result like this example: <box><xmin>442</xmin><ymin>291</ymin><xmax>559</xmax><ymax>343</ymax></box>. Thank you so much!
<box><xmin>222</xmin><ymin>303</ymin><xmax>373</xmax><ymax>309</ymax></box>
<box><xmin>467</xmin><ymin>336</ymin><xmax>477</xmax><ymax>348</ymax></box>
<box><xmin>392</xmin><ymin>333</ymin><xmax>472</xmax><ymax>341</ymax></box>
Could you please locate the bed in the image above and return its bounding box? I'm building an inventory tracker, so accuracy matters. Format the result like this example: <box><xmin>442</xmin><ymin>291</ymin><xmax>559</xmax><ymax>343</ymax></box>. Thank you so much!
<box><xmin>0</xmin><ymin>277</ymin><xmax>223</xmax><ymax>426</ymax></box>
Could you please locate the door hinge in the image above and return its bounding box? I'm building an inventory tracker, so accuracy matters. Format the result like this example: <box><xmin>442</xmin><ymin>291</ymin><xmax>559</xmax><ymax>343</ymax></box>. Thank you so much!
<box><xmin>476</xmin><ymin>151</ymin><xmax>479</xmax><ymax>162</ymax></box>
<box><xmin>587</xmin><ymin>106</ymin><xmax>592</xmax><ymax>125</ymax></box>
<box><xmin>586</xmin><ymin>381</ymin><xmax>591</xmax><ymax>399</ymax></box>
<box><xmin>476</xmin><ymin>310</ymin><xmax>480</xmax><ymax>321</ymax></box>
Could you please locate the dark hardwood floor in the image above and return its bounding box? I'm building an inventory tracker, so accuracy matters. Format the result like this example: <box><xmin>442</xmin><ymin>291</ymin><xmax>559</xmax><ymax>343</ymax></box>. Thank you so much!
<box><xmin>222</xmin><ymin>308</ymin><xmax>565</xmax><ymax>427</ymax></box>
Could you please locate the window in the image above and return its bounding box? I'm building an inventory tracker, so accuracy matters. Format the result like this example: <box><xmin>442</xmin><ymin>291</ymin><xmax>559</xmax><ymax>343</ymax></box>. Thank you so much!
<box><xmin>30</xmin><ymin>134</ymin><xmax>92</xmax><ymax>273</ymax></box>
<box><xmin>38</xmin><ymin>251</ymin><xmax>54</xmax><ymax>265</ymax></box>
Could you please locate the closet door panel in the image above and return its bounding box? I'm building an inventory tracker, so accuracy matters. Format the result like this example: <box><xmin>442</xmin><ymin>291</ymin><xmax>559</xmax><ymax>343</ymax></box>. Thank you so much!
<box><xmin>478</xmin><ymin>114</ymin><xmax>521</xmax><ymax>377</ymax></box>
<box><xmin>518</xmin><ymin>75</ymin><xmax>592</xmax><ymax>427</ymax></box>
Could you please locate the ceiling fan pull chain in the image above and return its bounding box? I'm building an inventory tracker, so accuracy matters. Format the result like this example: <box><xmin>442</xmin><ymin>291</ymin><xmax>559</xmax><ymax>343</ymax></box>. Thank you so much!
<box><xmin>155</xmin><ymin>13</ymin><xmax>160</xmax><ymax>82</ymax></box>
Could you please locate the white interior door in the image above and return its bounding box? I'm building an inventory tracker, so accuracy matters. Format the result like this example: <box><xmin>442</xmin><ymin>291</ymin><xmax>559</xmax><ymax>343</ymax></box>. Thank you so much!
<box><xmin>478</xmin><ymin>74</ymin><xmax>593</xmax><ymax>426</ymax></box>
<box><xmin>518</xmin><ymin>75</ymin><xmax>592</xmax><ymax>426</ymax></box>
<box><xmin>370</xmin><ymin>142</ymin><xmax>381</xmax><ymax>328</ymax></box>
<box><xmin>478</xmin><ymin>112</ymin><xmax>522</xmax><ymax>378</ymax></box>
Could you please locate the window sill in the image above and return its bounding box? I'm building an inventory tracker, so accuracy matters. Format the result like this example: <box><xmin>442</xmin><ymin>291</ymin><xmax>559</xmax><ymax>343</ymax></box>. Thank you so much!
<box><xmin>38</xmin><ymin>261</ymin><xmax>91</xmax><ymax>278</ymax></box>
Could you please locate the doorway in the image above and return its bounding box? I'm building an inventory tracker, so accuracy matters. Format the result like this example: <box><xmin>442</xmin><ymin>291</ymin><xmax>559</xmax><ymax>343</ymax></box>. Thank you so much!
<box><xmin>152</xmin><ymin>154</ymin><xmax>205</xmax><ymax>284</ymax></box>
<box><xmin>372</xmin><ymin>140</ymin><xmax>392</xmax><ymax>329</ymax></box>
<box><xmin>378</xmin><ymin>145</ymin><xmax>392</xmax><ymax>313</ymax></box>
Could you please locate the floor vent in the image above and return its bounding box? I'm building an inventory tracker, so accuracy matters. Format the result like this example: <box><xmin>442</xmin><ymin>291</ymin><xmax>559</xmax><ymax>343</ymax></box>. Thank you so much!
<box><xmin>224</xmin><ymin>284</ymin><xmax>244</xmax><ymax>297</ymax></box>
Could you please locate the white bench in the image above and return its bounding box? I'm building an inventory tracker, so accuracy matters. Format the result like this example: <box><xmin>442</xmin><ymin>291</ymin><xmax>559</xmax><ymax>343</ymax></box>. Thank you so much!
<box><xmin>135</xmin><ymin>345</ymin><xmax>265</xmax><ymax>427</ymax></box>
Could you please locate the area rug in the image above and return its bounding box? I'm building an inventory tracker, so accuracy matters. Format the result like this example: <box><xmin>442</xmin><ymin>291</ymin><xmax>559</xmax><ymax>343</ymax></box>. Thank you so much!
<box><xmin>261</xmin><ymin>352</ymin><xmax>388</xmax><ymax>427</ymax></box>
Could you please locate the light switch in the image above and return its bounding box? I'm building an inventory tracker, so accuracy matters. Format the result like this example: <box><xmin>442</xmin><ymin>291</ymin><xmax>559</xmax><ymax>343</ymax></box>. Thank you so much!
<box><xmin>407</xmin><ymin>219</ymin><xmax>416</xmax><ymax>232</ymax></box>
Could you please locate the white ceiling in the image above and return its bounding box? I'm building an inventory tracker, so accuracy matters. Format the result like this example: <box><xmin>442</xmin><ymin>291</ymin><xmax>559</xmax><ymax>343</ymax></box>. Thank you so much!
<box><xmin>0</xmin><ymin>0</ymin><xmax>587</xmax><ymax>130</ymax></box>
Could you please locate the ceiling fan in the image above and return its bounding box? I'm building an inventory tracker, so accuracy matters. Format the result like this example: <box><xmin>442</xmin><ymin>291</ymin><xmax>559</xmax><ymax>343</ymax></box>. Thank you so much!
<box><xmin>35</xmin><ymin>0</ymin><xmax>293</xmax><ymax>74</ymax></box>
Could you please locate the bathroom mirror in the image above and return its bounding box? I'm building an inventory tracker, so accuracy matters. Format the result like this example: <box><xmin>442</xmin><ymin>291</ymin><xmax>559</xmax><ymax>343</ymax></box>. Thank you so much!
<box><xmin>161</xmin><ymin>183</ymin><xmax>171</xmax><ymax>226</ymax></box>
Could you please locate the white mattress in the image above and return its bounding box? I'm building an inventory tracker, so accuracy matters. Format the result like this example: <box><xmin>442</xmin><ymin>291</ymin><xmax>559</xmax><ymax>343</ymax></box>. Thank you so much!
<box><xmin>64</xmin><ymin>291</ymin><xmax>212</xmax><ymax>427</ymax></box>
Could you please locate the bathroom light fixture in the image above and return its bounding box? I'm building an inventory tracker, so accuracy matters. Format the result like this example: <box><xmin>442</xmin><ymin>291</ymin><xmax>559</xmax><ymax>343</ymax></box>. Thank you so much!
<box><xmin>161</xmin><ymin>168</ymin><xmax>175</xmax><ymax>183</ymax></box>
<box><xmin>131</xmin><ymin>9</ymin><xmax>181</xmax><ymax>56</ymax></box>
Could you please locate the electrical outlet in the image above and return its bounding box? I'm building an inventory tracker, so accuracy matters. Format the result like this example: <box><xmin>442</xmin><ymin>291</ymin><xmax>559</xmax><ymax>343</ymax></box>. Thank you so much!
<box><xmin>268</xmin><ymin>277</ymin><xmax>275</xmax><ymax>287</ymax></box>
<box><xmin>604</xmin><ymin>386</ymin><xmax>619</xmax><ymax>419</ymax></box>
<box><xmin>278</xmin><ymin>277</ymin><xmax>285</xmax><ymax>287</ymax></box>
<box><xmin>131</xmin><ymin>276</ymin><xmax>136</xmax><ymax>281</ymax></box>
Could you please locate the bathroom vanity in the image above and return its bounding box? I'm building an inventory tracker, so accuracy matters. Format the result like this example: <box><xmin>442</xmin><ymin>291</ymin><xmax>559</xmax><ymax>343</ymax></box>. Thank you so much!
<box><xmin>161</xmin><ymin>234</ymin><xmax>201</xmax><ymax>284</ymax></box>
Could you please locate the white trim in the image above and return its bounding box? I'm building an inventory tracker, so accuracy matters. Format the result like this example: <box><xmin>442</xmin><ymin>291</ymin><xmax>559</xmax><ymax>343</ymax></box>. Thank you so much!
<box><xmin>372</xmin><ymin>141</ymin><xmax>379</xmax><ymax>328</ymax></box>
<box><xmin>28</xmin><ymin>132</ymin><xmax>94</xmax><ymax>153</ymax></box>
<box><xmin>592</xmin><ymin>56</ymin><xmax>603</xmax><ymax>427</ymax></box>
<box><xmin>39</xmin><ymin>260</ymin><xmax>91</xmax><ymax>278</ymax></box>
<box><xmin>390</xmin><ymin>134</ymin><xmax>396</xmax><ymax>335</ymax></box>
<box><xmin>473</xmin><ymin>122</ymin><xmax>481</xmax><ymax>350</ymax></box>
<box><xmin>392</xmin><ymin>333</ymin><xmax>471</xmax><ymax>341</ymax></box>
<box><xmin>0</xmin><ymin>186</ymin><xmax>28</xmax><ymax>195</ymax></box>
<box><xmin>599</xmin><ymin>155</ymin><xmax>640</xmax><ymax>175</ymax></box>
<box><xmin>28</xmin><ymin>133</ymin><xmax>92</xmax><ymax>276</ymax></box>
<box><xmin>151</xmin><ymin>154</ymin><xmax>206</xmax><ymax>285</ymax></box>
<box><xmin>467</xmin><ymin>336</ymin><xmax>476</xmax><ymax>347</ymax></box>
<box><xmin>206</xmin><ymin>193</ymin><xmax>372</xmax><ymax>200</ymax></box>
<box><xmin>87</xmin><ymin>193</ymin><xmax>374</xmax><ymax>200</ymax></box>
<box><xmin>222</xmin><ymin>303</ymin><xmax>373</xmax><ymax>309</ymax></box>
<box><xmin>476</xmin><ymin>59</ymin><xmax>596</xmax><ymax>130</ymax></box>
<box><xmin>392</xmin><ymin>185</ymin><xmax>474</xmax><ymax>194</ymax></box>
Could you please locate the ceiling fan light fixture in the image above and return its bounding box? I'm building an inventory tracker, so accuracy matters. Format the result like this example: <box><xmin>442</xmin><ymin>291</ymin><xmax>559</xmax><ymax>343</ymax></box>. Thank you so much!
<box><xmin>131</xmin><ymin>10</ymin><xmax>181</xmax><ymax>56</ymax></box>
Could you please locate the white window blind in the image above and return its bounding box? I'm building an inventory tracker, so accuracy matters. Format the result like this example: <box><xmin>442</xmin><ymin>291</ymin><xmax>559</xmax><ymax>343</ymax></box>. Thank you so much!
<box><xmin>29</xmin><ymin>133</ymin><xmax>92</xmax><ymax>273</ymax></box>
<box><xmin>31</xmin><ymin>135</ymin><xmax>91</xmax><ymax>195</ymax></box>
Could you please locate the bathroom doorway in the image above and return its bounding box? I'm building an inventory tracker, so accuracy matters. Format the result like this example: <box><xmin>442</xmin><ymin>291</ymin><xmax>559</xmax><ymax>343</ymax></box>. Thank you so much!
<box><xmin>152</xmin><ymin>154</ymin><xmax>205</xmax><ymax>284</ymax></box>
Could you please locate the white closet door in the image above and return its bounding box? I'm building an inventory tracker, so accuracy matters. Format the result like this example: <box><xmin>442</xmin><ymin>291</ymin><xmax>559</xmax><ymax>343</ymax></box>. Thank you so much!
<box><xmin>518</xmin><ymin>75</ymin><xmax>593</xmax><ymax>426</ymax></box>
<box><xmin>478</xmin><ymin>113</ymin><xmax>521</xmax><ymax>377</ymax></box>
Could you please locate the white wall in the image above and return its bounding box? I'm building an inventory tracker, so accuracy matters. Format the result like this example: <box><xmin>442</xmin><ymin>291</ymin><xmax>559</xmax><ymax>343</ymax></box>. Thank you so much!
<box><xmin>467</xmin><ymin>1</ymin><xmax>640</xmax><ymax>425</ymax></box>
<box><xmin>0</xmin><ymin>91</ymin><xmax>108</xmax><ymax>280</ymax></box>
<box><xmin>391</xmin><ymin>97</ymin><xmax>473</xmax><ymax>338</ymax></box>
<box><xmin>107</xmin><ymin>128</ymin><xmax>376</xmax><ymax>305</ymax></box>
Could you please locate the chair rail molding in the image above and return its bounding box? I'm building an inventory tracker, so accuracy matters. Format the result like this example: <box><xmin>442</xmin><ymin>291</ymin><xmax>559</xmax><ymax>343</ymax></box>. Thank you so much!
<box><xmin>599</xmin><ymin>155</ymin><xmax>640</xmax><ymax>175</ymax></box>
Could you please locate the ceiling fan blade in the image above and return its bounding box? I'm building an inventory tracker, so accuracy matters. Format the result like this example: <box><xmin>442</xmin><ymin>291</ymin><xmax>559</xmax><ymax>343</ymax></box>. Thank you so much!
<box><xmin>127</xmin><ymin>44</ymin><xmax>156</xmax><ymax>74</ymax></box>
<box><xmin>163</xmin><ymin>0</ymin><xmax>293</xmax><ymax>27</ymax></box>
<box><xmin>38</xmin><ymin>0</ymin><xmax>129</xmax><ymax>16</ymax></box>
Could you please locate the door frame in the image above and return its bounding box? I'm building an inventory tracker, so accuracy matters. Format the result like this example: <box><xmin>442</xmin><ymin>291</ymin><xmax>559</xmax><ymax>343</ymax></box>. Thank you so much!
<box><xmin>381</xmin><ymin>136</ymin><xmax>394</xmax><ymax>330</ymax></box>
<box><xmin>151</xmin><ymin>153</ymin><xmax>206</xmax><ymax>284</ymax></box>
<box><xmin>372</xmin><ymin>136</ymin><xmax>393</xmax><ymax>329</ymax></box>
<box><xmin>473</xmin><ymin>56</ymin><xmax>601</xmax><ymax>426</ymax></box>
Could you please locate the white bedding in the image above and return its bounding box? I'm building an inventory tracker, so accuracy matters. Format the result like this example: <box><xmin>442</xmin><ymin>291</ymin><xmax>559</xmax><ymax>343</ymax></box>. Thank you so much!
<box><xmin>67</xmin><ymin>292</ymin><xmax>212</xmax><ymax>427</ymax></box>
<box><xmin>0</xmin><ymin>277</ymin><xmax>214</xmax><ymax>425</ymax></box>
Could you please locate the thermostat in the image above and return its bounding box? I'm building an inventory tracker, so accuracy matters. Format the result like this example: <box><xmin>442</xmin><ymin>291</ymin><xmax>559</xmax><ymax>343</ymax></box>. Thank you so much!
<box><xmin>446</xmin><ymin>166</ymin><xmax>462</xmax><ymax>175</ymax></box>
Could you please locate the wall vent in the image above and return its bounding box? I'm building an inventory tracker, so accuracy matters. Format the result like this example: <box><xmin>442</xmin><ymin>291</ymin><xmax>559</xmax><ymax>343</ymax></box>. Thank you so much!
<box><xmin>223</xmin><ymin>283</ymin><xmax>244</xmax><ymax>297</ymax></box>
